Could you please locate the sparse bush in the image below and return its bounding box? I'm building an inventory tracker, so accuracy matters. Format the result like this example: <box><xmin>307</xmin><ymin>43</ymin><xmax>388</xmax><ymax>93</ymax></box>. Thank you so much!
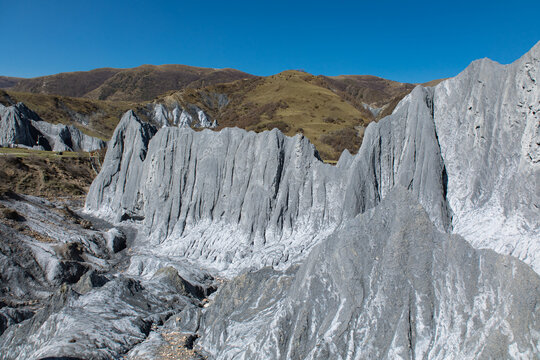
<box><xmin>323</xmin><ymin>117</ymin><xmax>344</xmax><ymax>124</ymax></box>
<box><xmin>321</xmin><ymin>128</ymin><xmax>362</xmax><ymax>155</ymax></box>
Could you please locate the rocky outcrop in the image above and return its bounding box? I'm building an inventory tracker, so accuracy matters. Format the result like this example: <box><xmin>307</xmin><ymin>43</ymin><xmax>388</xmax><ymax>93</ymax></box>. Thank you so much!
<box><xmin>31</xmin><ymin>120</ymin><xmax>106</xmax><ymax>152</ymax></box>
<box><xmin>149</xmin><ymin>102</ymin><xmax>216</xmax><ymax>129</ymax></box>
<box><xmin>197</xmin><ymin>190</ymin><xmax>540</xmax><ymax>359</ymax></box>
<box><xmin>0</xmin><ymin>272</ymin><xmax>207</xmax><ymax>360</ymax></box>
<box><xmin>86</xmin><ymin>86</ymin><xmax>450</xmax><ymax>274</ymax></box>
<box><xmin>0</xmin><ymin>103</ymin><xmax>40</xmax><ymax>148</ymax></box>
<box><xmin>85</xmin><ymin>110</ymin><xmax>157</xmax><ymax>221</ymax></box>
<box><xmin>0</xmin><ymin>188</ymin><xmax>214</xmax><ymax>360</ymax></box>
<box><xmin>431</xmin><ymin>42</ymin><xmax>540</xmax><ymax>271</ymax></box>
<box><xmin>0</xmin><ymin>102</ymin><xmax>106</xmax><ymax>152</ymax></box>
<box><xmin>2</xmin><ymin>43</ymin><xmax>538</xmax><ymax>359</ymax></box>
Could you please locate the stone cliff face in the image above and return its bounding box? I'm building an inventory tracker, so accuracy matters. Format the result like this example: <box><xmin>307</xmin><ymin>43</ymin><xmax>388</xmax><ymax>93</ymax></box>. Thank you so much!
<box><xmin>0</xmin><ymin>103</ymin><xmax>41</xmax><ymax>148</ymax></box>
<box><xmin>149</xmin><ymin>102</ymin><xmax>216</xmax><ymax>129</ymax></box>
<box><xmin>85</xmin><ymin>88</ymin><xmax>450</xmax><ymax>274</ymax></box>
<box><xmin>1</xmin><ymin>43</ymin><xmax>539</xmax><ymax>359</ymax></box>
<box><xmin>198</xmin><ymin>190</ymin><xmax>540</xmax><ymax>359</ymax></box>
<box><xmin>0</xmin><ymin>102</ymin><xmax>106</xmax><ymax>152</ymax></box>
<box><xmin>432</xmin><ymin>43</ymin><xmax>540</xmax><ymax>271</ymax></box>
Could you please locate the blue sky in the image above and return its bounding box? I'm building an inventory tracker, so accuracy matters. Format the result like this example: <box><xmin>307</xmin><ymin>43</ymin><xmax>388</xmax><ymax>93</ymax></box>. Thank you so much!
<box><xmin>1</xmin><ymin>0</ymin><xmax>538</xmax><ymax>83</ymax></box>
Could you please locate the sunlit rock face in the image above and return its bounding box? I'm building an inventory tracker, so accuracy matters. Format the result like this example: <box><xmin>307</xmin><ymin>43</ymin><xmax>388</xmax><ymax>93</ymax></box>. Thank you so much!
<box><xmin>149</xmin><ymin>102</ymin><xmax>216</xmax><ymax>129</ymax></box>
<box><xmin>0</xmin><ymin>102</ymin><xmax>106</xmax><ymax>151</ymax></box>
<box><xmin>197</xmin><ymin>190</ymin><xmax>540</xmax><ymax>360</ymax></box>
<box><xmin>85</xmin><ymin>86</ymin><xmax>450</xmax><ymax>275</ymax></box>
<box><xmin>1</xmin><ymin>42</ymin><xmax>533</xmax><ymax>359</ymax></box>
<box><xmin>431</xmin><ymin>42</ymin><xmax>540</xmax><ymax>271</ymax></box>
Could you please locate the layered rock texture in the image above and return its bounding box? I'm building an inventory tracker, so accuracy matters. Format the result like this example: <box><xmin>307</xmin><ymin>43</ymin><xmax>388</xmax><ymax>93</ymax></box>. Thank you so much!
<box><xmin>85</xmin><ymin>93</ymin><xmax>450</xmax><ymax>274</ymax></box>
<box><xmin>0</xmin><ymin>102</ymin><xmax>105</xmax><ymax>152</ymax></box>
<box><xmin>150</xmin><ymin>102</ymin><xmax>216</xmax><ymax>129</ymax></box>
<box><xmin>0</xmin><ymin>43</ymin><xmax>539</xmax><ymax>358</ymax></box>
<box><xmin>432</xmin><ymin>46</ymin><xmax>540</xmax><ymax>271</ymax></box>
<box><xmin>197</xmin><ymin>190</ymin><xmax>540</xmax><ymax>359</ymax></box>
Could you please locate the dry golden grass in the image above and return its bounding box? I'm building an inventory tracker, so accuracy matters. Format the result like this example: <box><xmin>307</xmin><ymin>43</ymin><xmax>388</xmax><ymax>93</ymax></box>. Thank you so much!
<box><xmin>0</xmin><ymin>150</ymin><xmax>97</xmax><ymax>199</ymax></box>
<box><xmin>1</xmin><ymin>90</ymin><xmax>139</xmax><ymax>140</ymax></box>
<box><xmin>163</xmin><ymin>71</ymin><xmax>375</xmax><ymax>160</ymax></box>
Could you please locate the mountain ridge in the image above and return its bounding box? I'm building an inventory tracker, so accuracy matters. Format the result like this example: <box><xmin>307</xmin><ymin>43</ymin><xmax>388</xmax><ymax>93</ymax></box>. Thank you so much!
<box><xmin>3</xmin><ymin>64</ymin><xmax>257</xmax><ymax>102</ymax></box>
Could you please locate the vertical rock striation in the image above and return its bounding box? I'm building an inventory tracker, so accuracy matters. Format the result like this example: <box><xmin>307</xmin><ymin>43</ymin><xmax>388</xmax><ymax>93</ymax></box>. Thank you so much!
<box><xmin>197</xmin><ymin>190</ymin><xmax>540</xmax><ymax>359</ymax></box>
<box><xmin>432</xmin><ymin>41</ymin><xmax>540</xmax><ymax>271</ymax></box>
<box><xmin>85</xmin><ymin>86</ymin><xmax>450</xmax><ymax>274</ymax></box>
<box><xmin>0</xmin><ymin>102</ymin><xmax>106</xmax><ymax>152</ymax></box>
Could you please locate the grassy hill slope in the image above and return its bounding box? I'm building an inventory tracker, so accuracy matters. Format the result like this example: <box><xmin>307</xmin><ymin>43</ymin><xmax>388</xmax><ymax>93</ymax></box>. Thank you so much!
<box><xmin>0</xmin><ymin>89</ymin><xmax>141</xmax><ymax>140</ymax></box>
<box><xmin>160</xmin><ymin>71</ymin><xmax>415</xmax><ymax>160</ymax></box>
<box><xmin>5</xmin><ymin>65</ymin><xmax>256</xmax><ymax>102</ymax></box>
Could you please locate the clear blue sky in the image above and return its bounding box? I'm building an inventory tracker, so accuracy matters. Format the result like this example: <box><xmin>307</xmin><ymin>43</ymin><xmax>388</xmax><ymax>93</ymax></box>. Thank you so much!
<box><xmin>1</xmin><ymin>0</ymin><xmax>539</xmax><ymax>83</ymax></box>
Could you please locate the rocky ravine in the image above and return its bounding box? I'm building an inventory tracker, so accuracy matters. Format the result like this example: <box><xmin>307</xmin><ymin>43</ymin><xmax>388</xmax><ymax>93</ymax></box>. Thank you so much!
<box><xmin>0</xmin><ymin>43</ymin><xmax>539</xmax><ymax>359</ymax></box>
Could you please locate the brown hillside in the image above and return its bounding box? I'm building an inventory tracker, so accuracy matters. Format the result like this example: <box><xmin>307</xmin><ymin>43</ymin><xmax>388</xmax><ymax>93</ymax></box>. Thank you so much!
<box><xmin>319</xmin><ymin>75</ymin><xmax>415</xmax><ymax>118</ymax></box>
<box><xmin>6</xmin><ymin>65</ymin><xmax>256</xmax><ymax>102</ymax></box>
<box><xmin>160</xmin><ymin>71</ymin><xmax>414</xmax><ymax>160</ymax></box>
<box><xmin>0</xmin><ymin>76</ymin><xmax>23</xmax><ymax>89</ymax></box>
<box><xmin>2</xmin><ymin>67</ymin><xmax>420</xmax><ymax>161</ymax></box>
<box><xmin>8</xmin><ymin>68</ymin><xmax>122</xmax><ymax>98</ymax></box>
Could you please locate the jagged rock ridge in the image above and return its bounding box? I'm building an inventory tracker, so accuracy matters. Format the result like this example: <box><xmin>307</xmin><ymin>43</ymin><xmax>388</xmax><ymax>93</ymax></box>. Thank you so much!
<box><xmin>150</xmin><ymin>102</ymin><xmax>217</xmax><ymax>129</ymax></box>
<box><xmin>0</xmin><ymin>192</ymin><xmax>214</xmax><ymax>360</ymax></box>
<box><xmin>0</xmin><ymin>42</ymin><xmax>538</xmax><ymax>359</ymax></box>
<box><xmin>85</xmin><ymin>92</ymin><xmax>450</xmax><ymax>274</ymax></box>
<box><xmin>431</xmin><ymin>42</ymin><xmax>540</xmax><ymax>271</ymax></box>
<box><xmin>0</xmin><ymin>102</ymin><xmax>106</xmax><ymax>152</ymax></box>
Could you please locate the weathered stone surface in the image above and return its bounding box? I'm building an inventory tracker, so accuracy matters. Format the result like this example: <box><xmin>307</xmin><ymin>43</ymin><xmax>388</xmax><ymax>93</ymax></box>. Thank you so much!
<box><xmin>0</xmin><ymin>275</ymin><xmax>204</xmax><ymax>360</ymax></box>
<box><xmin>31</xmin><ymin>120</ymin><xmax>106</xmax><ymax>152</ymax></box>
<box><xmin>0</xmin><ymin>193</ymin><xmax>214</xmax><ymax>359</ymax></box>
<box><xmin>85</xmin><ymin>85</ymin><xmax>450</xmax><ymax>275</ymax></box>
<box><xmin>0</xmin><ymin>103</ymin><xmax>40</xmax><ymax>148</ymax></box>
<box><xmin>1</xmin><ymin>42</ymin><xmax>539</xmax><ymax>360</ymax></box>
<box><xmin>431</xmin><ymin>42</ymin><xmax>540</xmax><ymax>271</ymax></box>
<box><xmin>0</xmin><ymin>102</ymin><xmax>105</xmax><ymax>152</ymax></box>
<box><xmin>105</xmin><ymin>227</ymin><xmax>126</xmax><ymax>253</ymax></box>
<box><xmin>149</xmin><ymin>103</ymin><xmax>216</xmax><ymax>129</ymax></box>
<box><xmin>85</xmin><ymin>110</ymin><xmax>157</xmax><ymax>222</ymax></box>
<box><xmin>197</xmin><ymin>189</ymin><xmax>540</xmax><ymax>359</ymax></box>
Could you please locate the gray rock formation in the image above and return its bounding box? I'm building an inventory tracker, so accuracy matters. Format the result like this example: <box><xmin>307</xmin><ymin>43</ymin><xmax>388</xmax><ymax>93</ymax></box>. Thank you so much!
<box><xmin>86</xmin><ymin>110</ymin><xmax>157</xmax><ymax>222</ymax></box>
<box><xmin>178</xmin><ymin>108</ymin><xmax>194</xmax><ymax>127</ymax></box>
<box><xmin>0</xmin><ymin>192</ymin><xmax>214</xmax><ymax>359</ymax></box>
<box><xmin>0</xmin><ymin>271</ymin><xmax>208</xmax><ymax>360</ymax></box>
<box><xmin>0</xmin><ymin>193</ymin><xmax>111</xmax><ymax>300</ymax></box>
<box><xmin>1</xmin><ymin>42</ymin><xmax>539</xmax><ymax>359</ymax></box>
<box><xmin>0</xmin><ymin>102</ymin><xmax>106</xmax><ymax>152</ymax></box>
<box><xmin>31</xmin><ymin>120</ymin><xmax>106</xmax><ymax>152</ymax></box>
<box><xmin>194</xmin><ymin>106</ymin><xmax>216</xmax><ymax>128</ymax></box>
<box><xmin>197</xmin><ymin>190</ymin><xmax>540</xmax><ymax>359</ymax></box>
<box><xmin>152</xmin><ymin>103</ymin><xmax>170</xmax><ymax>128</ymax></box>
<box><xmin>0</xmin><ymin>103</ymin><xmax>40</xmax><ymax>148</ymax></box>
<box><xmin>85</xmin><ymin>84</ymin><xmax>450</xmax><ymax>275</ymax></box>
<box><xmin>431</xmin><ymin>42</ymin><xmax>540</xmax><ymax>271</ymax></box>
<box><xmin>149</xmin><ymin>102</ymin><xmax>216</xmax><ymax>129</ymax></box>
